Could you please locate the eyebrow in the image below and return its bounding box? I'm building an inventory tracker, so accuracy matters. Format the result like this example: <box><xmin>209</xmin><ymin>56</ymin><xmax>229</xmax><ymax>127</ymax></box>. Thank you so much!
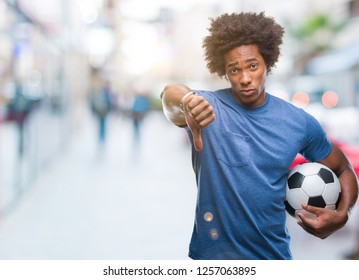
<box><xmin>245</xmin><ymin>58</ymin><xmax>259</xmax><ymax>63</ymax></box>
<box><xmin>226</xmin><ymin>58</ymin><xmax>259</xmax><ymax>68</ymax></box>
<box><xmin>227</xmin><ymin>61</ymin><xmax>239</xmax><ymax>68</ymax></box>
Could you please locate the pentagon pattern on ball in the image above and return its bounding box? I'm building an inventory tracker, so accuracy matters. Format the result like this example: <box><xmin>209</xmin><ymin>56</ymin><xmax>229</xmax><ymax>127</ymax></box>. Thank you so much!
<box><xmin>318</xmin><ymin>168</ymin><xmax>334</xmax><ymax>184</ymax></box>
<box><xmin>287</xmin><ymin>172</ymin><xmax>305</xmax><ymax>190</ymax></box>
<box><xmin>308</xmin><ymin>195</ymin><xmax>326</xmax><ymax>208</ymax></box>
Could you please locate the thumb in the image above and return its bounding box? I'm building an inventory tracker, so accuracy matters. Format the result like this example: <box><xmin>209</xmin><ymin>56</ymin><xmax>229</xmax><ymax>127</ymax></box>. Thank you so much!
<box><xmin>191</xmin><ymin>125</ymin><xmax>203</xmax><ymax>152</ymax></box>
<box><xmin>184</xmin><ymin>110</ymin><xmax>203</xmax><ymax>151</ymax></box>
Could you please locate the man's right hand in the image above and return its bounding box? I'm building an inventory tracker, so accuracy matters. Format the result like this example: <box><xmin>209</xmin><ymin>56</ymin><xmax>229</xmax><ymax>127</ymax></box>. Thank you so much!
<box><xmin>182</xmin><ymin>94</ymin><xmax>216</xmax><ymax>151</ymax></box>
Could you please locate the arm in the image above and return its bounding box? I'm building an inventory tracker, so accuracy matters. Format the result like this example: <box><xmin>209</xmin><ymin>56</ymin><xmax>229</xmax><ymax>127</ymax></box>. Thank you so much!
<box><xmin>297</xmin><ymin>143</ymin><xmax>359</xmax><ymax>239</ymax></box>
<box><xmin>160</xmin><ymin>84</ymin><xmax>191</xmax><ymax>127</ymax></box>
<box><xmin>160</xmin><ymin>84</ymin><xmax>216</xmax><ymax>151</ymax></box>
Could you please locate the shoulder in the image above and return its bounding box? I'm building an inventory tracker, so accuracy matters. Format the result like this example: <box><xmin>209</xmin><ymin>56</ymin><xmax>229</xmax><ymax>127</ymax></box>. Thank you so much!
<box><xmin>268</xmin><ymin>94</ymin><xmax>298</xmax><ymax>109</ymax></box>
<box><xmin>269</xmin><ymin>93</ymin><xmax>313</xmax><ymax>118</ymax></box>
<box><xmin>265</xmin><ymin>93</ymin><xmax>307</xmax><ymax>117</ymax></box>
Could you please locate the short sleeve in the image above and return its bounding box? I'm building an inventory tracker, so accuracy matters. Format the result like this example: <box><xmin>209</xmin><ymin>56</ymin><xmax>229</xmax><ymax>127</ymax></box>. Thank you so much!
<box><xmin>300</xmin><ymin>113</ymin><xmax>332</xmax><ymax>162</ymax></box>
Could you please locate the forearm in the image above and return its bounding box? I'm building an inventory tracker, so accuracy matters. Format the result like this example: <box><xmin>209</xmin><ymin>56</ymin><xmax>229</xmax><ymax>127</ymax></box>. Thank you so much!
<box><xmin>320</xmin><ymin>144</ymin><xmax>359</xmax><ymax>218</ymax></box>
<box><xmin>337</xmin><ymin>167</ymin><xmax>359</xmax><ymax>219</ymax></box>
<box><xmin>160</xmin><ymin>84</ymin><xmax>191</xmax><ymax>127</ymax></box>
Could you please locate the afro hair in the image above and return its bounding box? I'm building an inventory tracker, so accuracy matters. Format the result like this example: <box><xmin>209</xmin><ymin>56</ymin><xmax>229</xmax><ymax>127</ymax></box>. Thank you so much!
<box><xmin>203</xmin><ymin>12</ymin><xmax>284</xmax><ymax>77</ymax></box>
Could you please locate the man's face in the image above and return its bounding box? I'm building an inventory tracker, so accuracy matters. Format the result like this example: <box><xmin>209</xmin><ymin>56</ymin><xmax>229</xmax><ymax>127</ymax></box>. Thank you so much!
<box><xmin>224</xmin><ymin>45</ymin><xmax>267</xmax><ymax>108</ymax></box>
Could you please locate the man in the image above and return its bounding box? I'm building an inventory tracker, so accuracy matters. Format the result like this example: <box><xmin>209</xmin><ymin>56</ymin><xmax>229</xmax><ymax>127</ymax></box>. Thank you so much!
<box><xmin>161</xmin><ymin>12</ymin><xmax>358</xmax><ymax>260</ymax></box>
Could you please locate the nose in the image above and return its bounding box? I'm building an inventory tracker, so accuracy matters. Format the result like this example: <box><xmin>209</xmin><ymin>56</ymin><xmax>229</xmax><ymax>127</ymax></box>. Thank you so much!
<box><xmin>240</xmin><ymin>71</ymin><xmax>251</xmax><ymax>86</ymax></box>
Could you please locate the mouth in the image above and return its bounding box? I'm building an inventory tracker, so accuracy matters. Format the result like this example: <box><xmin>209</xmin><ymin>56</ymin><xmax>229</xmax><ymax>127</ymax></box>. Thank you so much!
<box><xmin>239</xmin><ymin>89</ymin><xmax>256</xmax><ymax>96</ymax></box>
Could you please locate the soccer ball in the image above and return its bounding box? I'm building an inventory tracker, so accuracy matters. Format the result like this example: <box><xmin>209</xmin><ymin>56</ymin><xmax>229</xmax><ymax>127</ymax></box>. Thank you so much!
<box><xmin>285</xmin><ymin>162</ymin><xmax>341</xmax><ymax>219</ymax></box>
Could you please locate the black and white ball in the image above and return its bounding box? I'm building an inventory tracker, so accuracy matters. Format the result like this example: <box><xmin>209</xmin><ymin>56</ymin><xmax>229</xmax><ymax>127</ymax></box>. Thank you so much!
<box><xmin>285</xmin><ymin>162</ymin><xmax>341</xmax><ymax>219</ymax></box>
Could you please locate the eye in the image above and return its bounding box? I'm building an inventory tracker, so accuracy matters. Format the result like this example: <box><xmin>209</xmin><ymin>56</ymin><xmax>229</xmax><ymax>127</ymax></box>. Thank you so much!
<box><xmin>250</xmin><ymin>64</ymin><xmax>258</xmax><ymax>70</ymax></box>
<box><xmin>228</xmin><ymin>67</ymin><xmax>240</xmax><ymax>76</ymax></box>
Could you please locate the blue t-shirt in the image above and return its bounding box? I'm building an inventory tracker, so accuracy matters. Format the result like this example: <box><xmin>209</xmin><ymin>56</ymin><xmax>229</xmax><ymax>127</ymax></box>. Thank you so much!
<box><xmin>186</xmin><ymin>88</ymin><xmax>331</xmax><ymax>260</ymax></box>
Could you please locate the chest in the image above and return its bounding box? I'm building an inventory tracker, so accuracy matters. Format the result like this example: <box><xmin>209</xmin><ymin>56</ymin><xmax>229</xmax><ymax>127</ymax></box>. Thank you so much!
<box><xmin>203</xmin><ymin>107</ymin><xmax>305</xmax><ymax>169</ymax></box>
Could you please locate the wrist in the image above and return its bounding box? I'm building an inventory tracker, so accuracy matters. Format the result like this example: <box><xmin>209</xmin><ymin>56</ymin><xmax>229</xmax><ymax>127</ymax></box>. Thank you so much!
<box><xmin>336</xmin><ymin>208</ymin><xmax>349</xmax><ymax>225</ymax></box>
<box><xmin>179</xmin><ymin>91</ymin><xmax>196</xmax><ymax>112</ymax></box>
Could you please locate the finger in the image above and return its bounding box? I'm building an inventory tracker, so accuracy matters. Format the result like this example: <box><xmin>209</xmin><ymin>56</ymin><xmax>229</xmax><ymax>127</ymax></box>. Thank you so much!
<box><xmin>297</xmin><ymin>210</ymin><xmax>321</xmax><ymax>234</ymax></box>
<box><xmin>190</xmin><ymin>106</ymin><xmax>215</xmax><ymax>128</ymax></box>
<box><xmin>183</xmin><ymin>95</ymin><xmax>204</xmax><ymax>151</ymax></box>
<box><xmin>186</xmin><ymin>98</ymin><xmax>215</xmax><ymax>130</ymax></box>
<box><xmin>297</xmin><ymin>220</ymin><xmax>315</xmax><ymax>235</ymax></box>
<box><xmin>297</xmin><ymin>220</ymin><xmax>330</xmax><ymax>239</ymax></box>
<box><xmin>297</xmin><ymin>212</ymin><xmax>316</xmax><ymax>226</ymax></box>
<box><xmin>184</xmin><ymin>110</ymin><xmax>202</xmax><ymax>151</ymax></box>
<box><xmin>301</xmin><ymin>204</ymin><xmax>323</xmax><ymax>216</ymax></box>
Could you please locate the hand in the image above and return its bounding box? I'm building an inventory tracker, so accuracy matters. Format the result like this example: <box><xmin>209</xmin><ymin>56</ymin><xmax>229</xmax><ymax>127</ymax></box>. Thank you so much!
<box><xmin>297</xmin><ymin>204</ymin><xmax>348</xmax><ymax>239</ymax></box>
<box><xmin>182</xmin><ymin>94</ymin><xmax>215</xmax><ymax>151</ymax></box>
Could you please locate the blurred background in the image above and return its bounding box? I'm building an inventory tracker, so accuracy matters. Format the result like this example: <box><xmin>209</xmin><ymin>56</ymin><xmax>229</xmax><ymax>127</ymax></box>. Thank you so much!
<box><xmin>0</xmin><ymin>0</ymin><xmax>358</xmax><ymax>260</ymax></box>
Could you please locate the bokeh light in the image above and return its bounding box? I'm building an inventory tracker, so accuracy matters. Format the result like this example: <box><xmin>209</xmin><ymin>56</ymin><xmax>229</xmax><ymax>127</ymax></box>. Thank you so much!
<box><xmin>292</xmin><ymin>91</ymin><xmax>310</xmax><ymax>108</ymax></box>
<box><xmin>322</xmin><ymin>90</ymin><xmax>339</xmax><ymax>108</ymax></box>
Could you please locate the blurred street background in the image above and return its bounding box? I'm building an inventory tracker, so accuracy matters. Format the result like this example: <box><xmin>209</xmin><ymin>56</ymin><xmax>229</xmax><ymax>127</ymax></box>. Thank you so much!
<box><xmin>0</xmin><ymin>0</ymin><xmax>359</xmax><ymax>260</ymax></box>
